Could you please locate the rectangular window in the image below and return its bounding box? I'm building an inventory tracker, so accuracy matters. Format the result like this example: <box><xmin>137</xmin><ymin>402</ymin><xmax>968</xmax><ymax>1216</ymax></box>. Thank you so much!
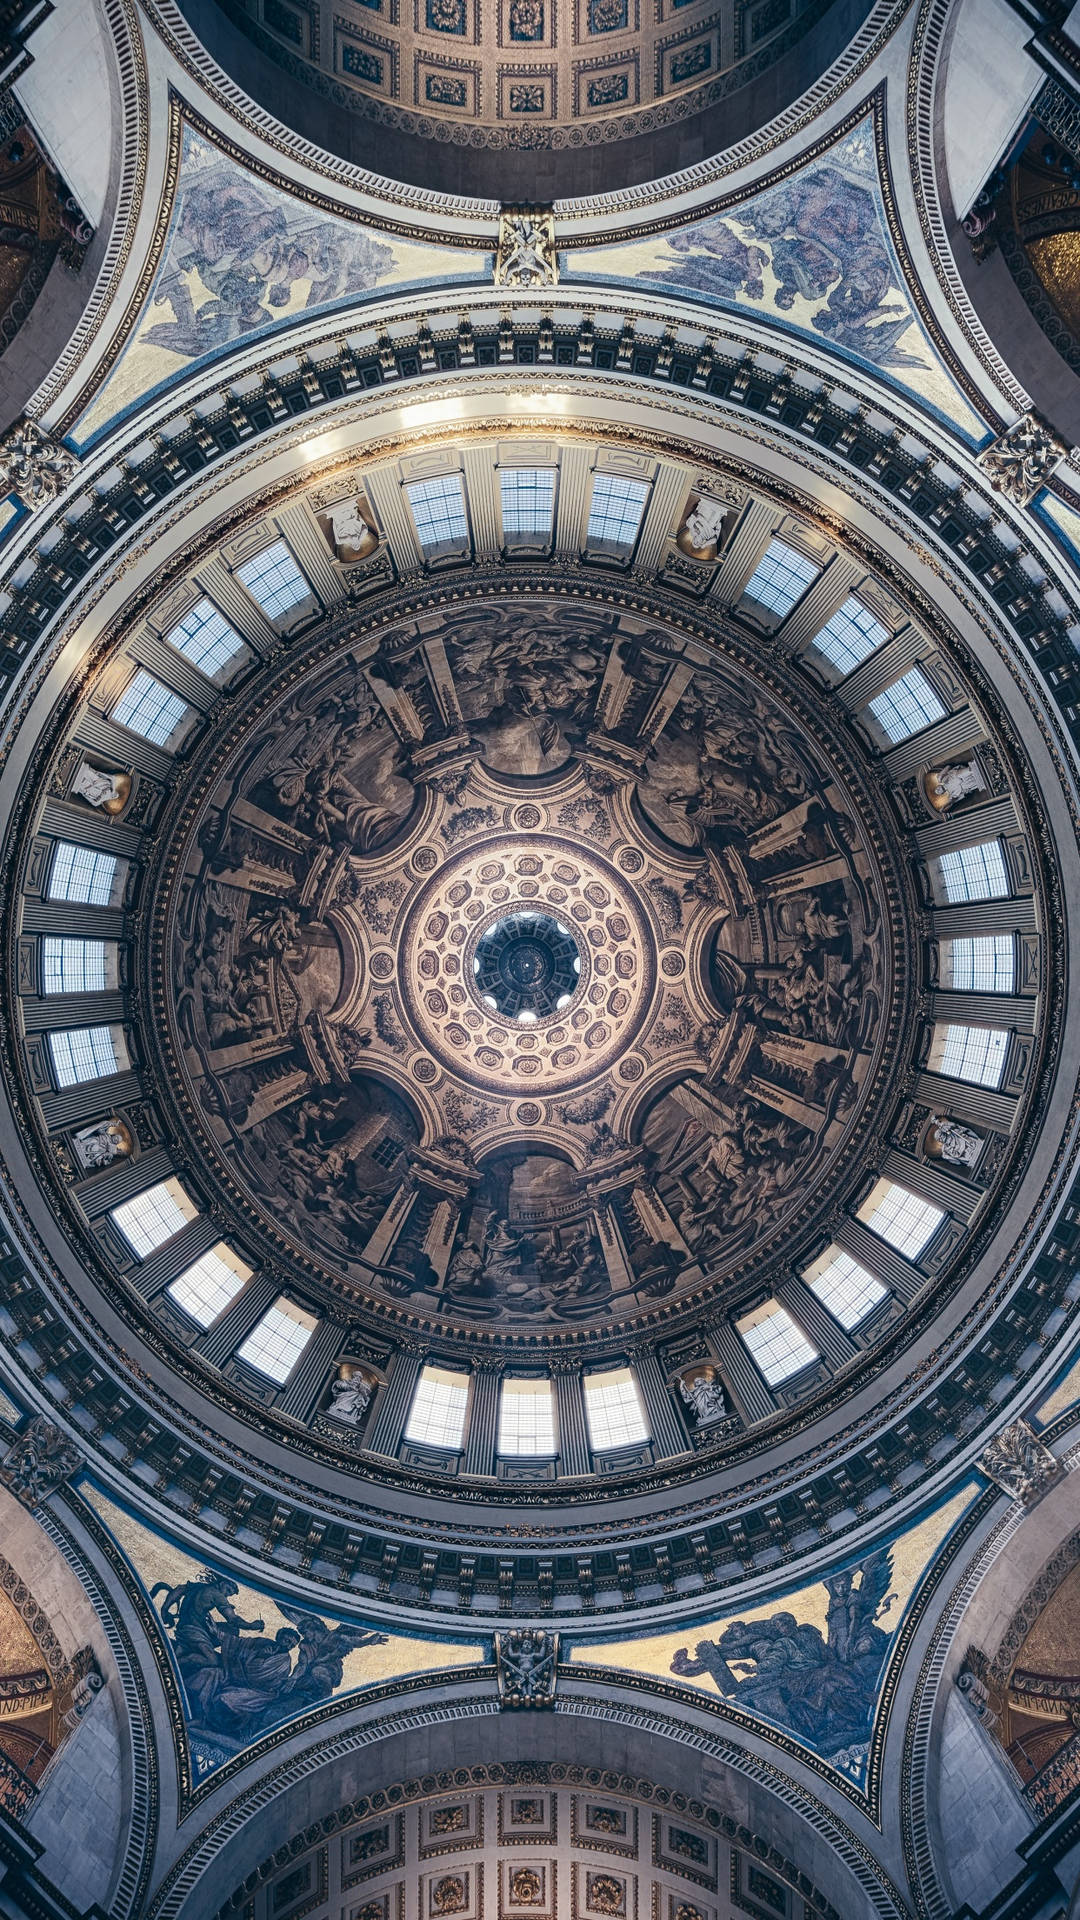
<box><xmin>236</xmin><ymin>540</ymin><xmax>312</xmax><ymax>622</ymax></box>
<box><xmin>736</xmin><ymin>1301</ymin><xmax>818</xmax><ymax>1384</ymax></box>
<box><xmin>937</xmin><ymin>841</ymin><xmax>1010</xmax><ymax>904</ymax></box>
<box><xmin>111</xmin><ymin>1177</ymin><xmax>198</xmax><ymax>1258</ymax></box>
<box><xmin>858</xmin><ymin>1179</ymin><xmax>944</xmax><ymax>1259</ymax></box>
<box><xmin>165</xmin><ymin>597</ymin><xmax>243</xmax><ymax>677</ymax></box>
<box><xmin>802</xmin><ymin>1246</ymin><xmax>887</xmax><ymax>1330</ymax></box>
<box><xmin>109</xmin><ymin>669</ymin><xmax>189</xmax><ymax>748</ymax></box>
<box><xmin>742</xmin><ymin>538</ymin><xmax>820</xmax><ymax>617</ymax></box>
<box><xmin>583</xmin><ymin>1366</ymin><xmax>649</xmax><ymax>1451</ymax></box>
<box><xmin>929</xmin><ymin>1021</ymin><xmax>1009</xmax><ymax>1088</ymax></box>
<box><xmin>236</xmin><ymin>1294</ymin><xmax>318</xmax><ymax>1383</ymax></box>
<box><xmin>940</xmin><ymin>934</ymin><xmax>1015</xmax><ymax>993</ymax></box>
<box><xmin>167</xmin><ymin>1243</ymin><xmax>252</xmax><ymax>1327</ymax></box>
<box><xmin>498</xmin><ymin>1377</ymin><xmax>556</xmax><ymax>1455</ymax></box>
<box><xmin>500</xmin><ymin>468</ymin><xmax>556</xmax><ymax>539</ymax></box>
<box><xmin>404</xmin><ymin>1364</ymin><xmax>470</xmax><ymax>1450</ymax></box>
<box><xmin>811</xmin><ymin>596</ymin><xmax>889</xmax><ymax>675</ymax></box>
<box><xmin>42</xmin><ymin>937</ymin><xmax>110</xmax><ymax>995</ymax></box>
<box><xmin>867</xmin><ymin>665</ymin><xmax>948</xmax><ymax>744</ymax></box>
<box><xmin>405</xmin><ymin>475</ymin><xmax>469</xmax><ymax>552</ymax></box>
<box><xmin>47</xmin><ymin>843</ymin><xmax>119</xmax><ymax>908</ymax></box>
<box><xmin>585</xmin><ymin>473</ymin><xmax>650</xmax><ymax>552</ymax></box>
<box><xmin>48</xmin><ymin>1024</ymin><xmax>124</xmax><ymax>1088</ymax></box>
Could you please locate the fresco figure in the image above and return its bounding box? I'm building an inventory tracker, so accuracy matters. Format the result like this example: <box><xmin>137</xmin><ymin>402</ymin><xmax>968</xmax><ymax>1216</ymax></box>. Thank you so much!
<box><xmin>669</xmin><ymin>1550</ymin><xmax>896</xmax><ymax>1761</ymax></box>
<box><xmin>153</xmin><ymin>1571</ymin><xmax>388</xmax><ymax>1740</ymax></box>
<box><xmin>144</xmin><ymin>146</ymin><xmax>395</xmax><ymax>360</ymax></box>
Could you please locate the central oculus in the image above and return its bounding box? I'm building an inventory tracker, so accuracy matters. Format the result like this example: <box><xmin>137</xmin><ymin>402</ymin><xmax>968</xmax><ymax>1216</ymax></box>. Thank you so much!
<box><xmin>472</xmin><ymin>912</ymin><xmax>581</xmax><ymax>1022</ymax></box>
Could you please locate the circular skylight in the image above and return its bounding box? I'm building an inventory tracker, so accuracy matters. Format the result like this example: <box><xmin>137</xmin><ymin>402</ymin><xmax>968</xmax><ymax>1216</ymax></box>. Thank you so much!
<box><xmin>472</xmin><ymin>912</ymin><xmax>582</xmax><ymax>1021</ymax></box>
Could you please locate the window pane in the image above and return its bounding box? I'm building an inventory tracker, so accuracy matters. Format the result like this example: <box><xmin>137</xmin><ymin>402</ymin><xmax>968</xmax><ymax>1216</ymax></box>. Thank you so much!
<box><xmin>859</xmin><ymin>1180</ymin><xmax>944</xmax><ymax>1259</ymax></box>
<box><xmin>937</xmin><ymin>841</ymin><xmax>1010</xmax><ymax>904</ymax></box>
<box><xmin>236</xmin><ymin>540</ymin><xmax>311</xmax><ymax>621</ymax></box>
<box><xmin>47</xmin><ymin>844</ymin><xmax>118</xmax><ymax>907</ymax></box>
<box><xmin>49</xmin><ymin>1025</ymin><xmax>122</xmax><ymax>1087</ymax></box>
<box><xmin>868</xmin><ymin>666</ymin><xmax>947</xmax><ymax>744</ymax></box>
<box><xmin>236</xmin><ymin>1295</ymin><xmax>317</xmax><ymax>1383</ymax></box>
<box><xmin>405</xmin><ymin>1365</ymin><xmax>469</xmax><ymax>1450</ymax></box>
<box><xmin>585</xmin><ymin>473</ymin><xmax>650</xmax><ymax>550</ymax></box>
<box><xmin>112</xmin><ymin>1177</ymin><xmax>197</xmax><ymax>1258</ymax></box>
<box><xmin>498</xmin><ymin>1377</ymin><xmax>556</xmax><ymax>1455</ymax></box>
<box><xmin>940</xmin><ymin>935</ymin><xmax>1015</xmax><ymax>993</ymax></box>
<box><xmin>500</xmin><ymin>468</ymin><xmax>556</xmax><ymax>538</ymax></box>
<box><xmin>167</xmin><ymin>1243</ymin><xmax>251</xmax><ymax>1327</ymax></box>
<box><xmin>811</xmin><ymin>596</ymin><xmax>889</xmax><ymax>675</ymax></box>
<box><xmin>736</xmin><ymin>1301</ymin><xmax>818</xmax><ymax>1384</ymax></box>
<box><xmin>802</xmin><ymin>1247</ymin><xmax>887</xmax><ymax>1330</ymax></box>
<box><xmin>929</xmin><ymin>1022</ymin><xmax>1009</xmax><ymax>1088</ymax></box>
<box><xmin>583</xmin><ymin>1367</ymin><xmax>649</xmax><ymax>1451</ymax></box>
<box><xmin>405</xmin><ymin>475</ymin><xmax>468</xmax><ymax>551</ymax></box>
<box><xmin>742</xmin><ymin>539</ymin><xmax>820</xmax><ymax>617</ymax></box>
<box><xmin>166</xmin><ymin>597</ymin><xmax>243</xmax><ymax>676</ymax></box>
<box><xmin>109</xmin><ymin>669</ymin><xmax>189</xmax><ymax>747</ymax></box>
<box><xmin>42</xmin><ymin>937</ymin><xmax>108</xmax><ymax>994</ymax></box>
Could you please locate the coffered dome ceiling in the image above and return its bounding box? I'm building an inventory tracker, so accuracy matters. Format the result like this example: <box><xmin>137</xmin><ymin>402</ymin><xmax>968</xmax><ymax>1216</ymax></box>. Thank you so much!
<box><xmin>175</xmin><ymin>0</ymin><xmax>877</xmax><ymax>195</ymax></box>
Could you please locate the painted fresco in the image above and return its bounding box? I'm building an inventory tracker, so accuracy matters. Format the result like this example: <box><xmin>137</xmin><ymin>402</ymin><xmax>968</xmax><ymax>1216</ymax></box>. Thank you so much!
<box><xmin>568</xmin><ymin>1485</ymin><xmax>979</xmax><ymax>1793</ymax></box>
<box><xmin>84</xmin><ymin>1486</ymin><xmax>485</xmax><ymax>1784</ymax></box>
<box><xmin>74</xmin><ymin>124</ymin><xmax>487</xmax><ymax>446</ymax></box>
<box><xmin>570</xmin><ymin>117</ymin><xmax>985</xmax><ymax>439</ymax></box>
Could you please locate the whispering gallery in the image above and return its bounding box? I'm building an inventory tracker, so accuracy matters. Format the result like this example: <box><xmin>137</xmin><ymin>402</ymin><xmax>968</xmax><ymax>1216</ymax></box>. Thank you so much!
<box><xmin>12</xmin><ymin>2</ymin><xmax>1080</xmax><ymax>1919</ymax></box>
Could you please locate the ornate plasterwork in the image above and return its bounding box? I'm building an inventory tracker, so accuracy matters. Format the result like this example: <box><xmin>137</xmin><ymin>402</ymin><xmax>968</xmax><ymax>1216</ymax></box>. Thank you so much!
<box><xmin>976</xmin><ymin>413</ymin><xmax>1068</xmax><ymax>508</ymax></box>
<box><xmin>0</xmin><ymin>419</ymin><xmax>79</xmax><ymax>510</ymax></box>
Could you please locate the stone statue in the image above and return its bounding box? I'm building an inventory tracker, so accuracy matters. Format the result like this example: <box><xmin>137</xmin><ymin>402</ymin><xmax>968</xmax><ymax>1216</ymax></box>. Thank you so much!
<box><xmin>976</xmin><ymin>411</ymin><xmax>1066</xmax><ymax>507</ymax></box>
<box><xmin>678</xmin><ymin>1372</ymin><xmax>727</xmax><ymax>1425</ymax></box>
<box><xmin>71</xmin><ymin>1118</ymin><xmax>132</xmax><ymax>1171</ymax></box>
<box><xmin>927</xmin><ymin>1116</ymin><xmax>982</xmax><ymax>1170</ymax></box>
<box><xmin>71</xmin><ymin>761</ymin><xmax>131</xmax><ymax>814</ymax></box>
<box><xmin>677</xmin><ymin>496</ymin><xmax>727</xmax><ymax>559</ymax></box>
<box><xmin>326</xmin><ymin>1370</ymin><xmax>373</xmax><ymax>1426</ymax></box>
<box><xmin>977</xmin><ymin>1418</ymin><xmax>1061</xmax><ymax>1504</ymax></box>
<box><xmin>923</xmin><ymin>761</ymin><xmax>983</xmax><ymax>811</ymax></box>
<box><xmin>1</xmin><ymin>1418</ymin><xmax>82</xmax><ymax>1506</ymax></box>
<box><xmin>494</xmin><ymin>211</ymin><xmax>557</xmax><ymax>289</ymax></box>
<box><xmin>0</xmin><ymin>417</ymin><xmax>80</xmax><ymax>508</ymax></box>
<box><xmin>495</xmin><ymin>1627</ymin><xmax>559</xmax><ymax>1707</ymax></box>
<box><xmin>328</xmin><ymin>497</ymin><xmax>379</xmax><ymax>562</ymax></box>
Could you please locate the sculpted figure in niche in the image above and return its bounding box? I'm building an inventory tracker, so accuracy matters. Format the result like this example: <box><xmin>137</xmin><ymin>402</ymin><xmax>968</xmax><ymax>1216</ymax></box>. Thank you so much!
<box><xmin>71</xmin><ymin>760</ymin><xmax>131</xmax><ymax>814</ymax></box>
<box><xmin>926</xmin><ymin>1116</ymin><xmax>983</xmax><ymax>1170</ymax></box>
<box><xmin>327</xmin><ymin>496</ymin><xmax>379</xmax><ymax>562</ymax></box>
<box><xmin>326</xmin><ymin>1368</ymin><xmax>373</xmax><ymax>1426</ymax></box>
<box><xmin>72</xmin><ymin>1118</ymin><xmax>132</xmax><ymax>1171</ymax></box>
<box><xmin>924</xmin><ymin>760</ymin><xmax>984</xmax><ymax>810</ymax></box>
<box><xmin>677</xmin><ymin>496</ymin><xmax>727</xmax><ymax>560</ymax></box>
<box><xmin>678</xmin><ymin>1371</ymin><xmax>727</xmax><ymax>1424</ymax></box>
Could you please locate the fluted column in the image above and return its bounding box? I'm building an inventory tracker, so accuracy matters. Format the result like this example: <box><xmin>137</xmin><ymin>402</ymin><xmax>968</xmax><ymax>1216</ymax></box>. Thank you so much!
<box><xmin>632</xmin><ymin>1348</ymin><xmax>691</xmax><ymax>1458</ymax></box>
<box><xmin>199</xmin><ymin>1270</ymin><xmax>279</xmax><ymax>1365</ymax></box>
<box><xmin>278</xmin><ymin>1319</ymin><xmax>346</xmax><ymax>1422</ymax></box>
<box><xmin>365</xmin><ymin>1347</ymin><xmax>423</xmax><ymax>1457</ymax></box>
<box><xmin>553</xmin><ymin>1366</ymin><xmax>590</xmax><ymax>1476</ymax></box>
<box><xmin>463</xmin><ymin>1364</ymin><xmax>502</xmax><ymax>1476</ymax></box>
<box><xmin>706</xmin><ymin>1320</ymin><xmax>777</xmax><ymax>1424</ymax></box>
<box><xmin>774</xmin><ymin>1276</ymin><xmax>856</xmax><ymax>1370</ymax></box>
